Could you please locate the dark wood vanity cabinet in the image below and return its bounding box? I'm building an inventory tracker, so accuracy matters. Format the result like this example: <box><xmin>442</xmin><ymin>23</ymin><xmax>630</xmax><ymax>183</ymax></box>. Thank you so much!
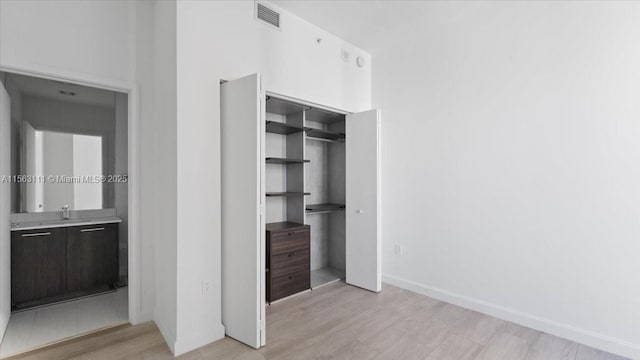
<box><xmin>11</xmin><ymin>223</ymin><xmax>118</xmax><ymax>310</ymax></box>
<box><xmin>11</xmin><ymin>228</ymin><xmax>67</xmax><ymax>307</ymax></box>
<box><xmin>266</xmin><ymin>222</ymin><xmax>310</xmax><ymax>302</ymax></box>
<box><xmin>66</xmin><ymin>224</ymin><xmax>119</xmax><ymax>293</ymax></box>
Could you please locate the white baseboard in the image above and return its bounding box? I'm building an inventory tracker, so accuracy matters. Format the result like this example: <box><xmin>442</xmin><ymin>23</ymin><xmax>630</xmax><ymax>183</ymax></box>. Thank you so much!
<box><xmin>382</xmin><ymin>273</ymin><xmax>640</xmax><ymax>360</ymax></box>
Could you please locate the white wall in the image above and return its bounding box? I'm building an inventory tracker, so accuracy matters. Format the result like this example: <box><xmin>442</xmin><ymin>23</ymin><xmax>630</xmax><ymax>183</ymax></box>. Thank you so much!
<box><xmin>134</xmin><ymin>0</ymin><xmax>156</xmax><ymax>325</ymax></box>
<box><xmin>151</xmin><ymin>0</ymin><xmax>178</xmax><ymax>353</ymax></box>
<box><xmin>0</xmin><ymin>0</ymin><xmax>134</xmax><ymax>84</ymax></box>
<box><xmin>372</xmin><ymin>2</ymin><xmax>640</xmax><ymax>358</ymax></box>
<box><xmin>173</xmin><ymin>0</ymin><xmax>371</xmax><ymax>354</ymax></box>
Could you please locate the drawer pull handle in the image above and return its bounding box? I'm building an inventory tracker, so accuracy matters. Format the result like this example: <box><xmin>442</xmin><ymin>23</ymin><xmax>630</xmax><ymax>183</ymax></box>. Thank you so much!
<box><xmin>21</xmin><ymin>232</ymin><xmax>51</xmax><ymax>237</ymax></box>
<box><xmin>288</xmin><ymin>252</ymin><xmax>295</xmax><ymax>257</ymax></box>
<box><xmin>288</xmin><ymin>276</ymin><xmax>293</xmax><ymax>280</ymax></box>
<box><xmin>81</xmin><ymin>227</ymin><xmax>104</xmax><ymax>232</ymax></box>
<box><xmin>288</xmin><ymin>232</ymin><xmax>294</xmax><ymax>236</ymax></box>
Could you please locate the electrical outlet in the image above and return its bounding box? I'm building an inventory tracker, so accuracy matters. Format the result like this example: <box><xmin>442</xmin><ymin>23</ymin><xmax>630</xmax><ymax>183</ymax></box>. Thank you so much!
<box><xmin>394</xmin><ymin>244</ymin><xmax>403</xmax><ymax>256</ymax></box>
<box><xmin>202</xmin><ymin>280</ymin><xmax>210</xmax><ymax>295</ymax></box>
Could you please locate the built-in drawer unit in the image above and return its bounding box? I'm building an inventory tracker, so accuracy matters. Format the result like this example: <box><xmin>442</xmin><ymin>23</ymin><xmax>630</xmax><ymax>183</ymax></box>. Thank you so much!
<box><xmin>270</xmin><ymin>249</ymin><xmax>309</xmax><ymax>278</ymax></box>
<box><xmin>270</xmin><ymin>270</ymin><xmax>310</xmax><ymax>301</ymax></box>
<box><xmin>266</xmin><ymin>222</ymin><xmax>310</xmax><ymax>302</ymax></box>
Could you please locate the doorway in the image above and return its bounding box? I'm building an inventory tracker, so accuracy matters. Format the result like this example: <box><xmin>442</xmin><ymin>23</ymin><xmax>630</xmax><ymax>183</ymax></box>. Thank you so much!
<box><xmin>0</xmin><ymin>71</ymin><xmax>133</xmax><ymax>357</ymax></box>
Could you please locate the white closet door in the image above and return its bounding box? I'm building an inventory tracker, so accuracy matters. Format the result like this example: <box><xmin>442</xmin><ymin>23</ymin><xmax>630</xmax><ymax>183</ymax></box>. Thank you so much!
<box><xmin>345</xmin><ymin>109</ymin><xmax>381</xmax><ymax>293</ymax></box>
<box><xmin>221</xmin><ymin>73</ymin><xmax>265</xmax><ymax>348</ymax></box>
<box><xmin>0</xmin><ymin>82</ymin><xmax>11</xmax><ymax>339</ymax></box>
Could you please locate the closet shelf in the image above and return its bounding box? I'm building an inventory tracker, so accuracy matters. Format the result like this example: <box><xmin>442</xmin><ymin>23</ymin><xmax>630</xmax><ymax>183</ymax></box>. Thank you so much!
<box><xmin>266</xmin><ymin>157</ymin><xmax>310</xmax><ymax>164</ymax></box>
<box><xmin>266</xmin><ymin>121</ymin><xmax>306</xmax><ymax>135</ymax></box>
<box><xmin>266</xmin><ymin>192</ymin><xmax>311</xmax><ymax>197</ymax></box>
<box><xmin>305</xmin><ymin>128</ymin><xmax>345</xmax><ymax>142</ymax></box>
<box><xmin>306</xmin><ymin>203</ymin><xmax>346</xmax><ymax>214</ymax></box>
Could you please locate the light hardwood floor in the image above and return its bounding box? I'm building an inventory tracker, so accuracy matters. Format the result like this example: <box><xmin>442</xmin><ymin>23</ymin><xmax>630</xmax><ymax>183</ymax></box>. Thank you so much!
<box><xmin>5</xmin><ymin>282</ymin><xmax>628</xmax><ymax>360</ymax></box>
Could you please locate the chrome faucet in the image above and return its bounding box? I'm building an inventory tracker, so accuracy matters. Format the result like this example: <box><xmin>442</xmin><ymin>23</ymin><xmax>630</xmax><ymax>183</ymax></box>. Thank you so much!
<box><xmin>61</xmin><ymin>205</ymin><xmax>70</xmax><ymax>220</ymax></box>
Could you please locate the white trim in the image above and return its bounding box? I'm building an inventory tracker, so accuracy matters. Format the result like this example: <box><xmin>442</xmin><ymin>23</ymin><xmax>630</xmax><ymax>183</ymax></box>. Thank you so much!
<box><xmin>0</xmin><ymin>63</ymin><xmax>145</xmax><ymax>326</ymax></box>
<box><xmin>259</xmin><ymin>78</ymin><xmax>266</xmax><ymax>347</ymax></box>
<box><xmin>382</xmin><ymin>273</ymin><xmax>640</xmax><ymax>360</ymax></box>
<box><xmin>0</xmin><ymin>63</ymin><xmax>132</xmax><ymax>93</ymax></box>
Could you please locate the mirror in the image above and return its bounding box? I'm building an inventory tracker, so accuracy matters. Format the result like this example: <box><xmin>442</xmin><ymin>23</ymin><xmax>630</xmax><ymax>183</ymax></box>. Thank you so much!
<box><xmin>24</xmin><ymin>125</ymin><xmax>103</xmax><ymax>212</ymax></box>
<box><xmin>1</xmin><ymin>71</ymin><xmax>128</xmax><ymax>214</ymax></box>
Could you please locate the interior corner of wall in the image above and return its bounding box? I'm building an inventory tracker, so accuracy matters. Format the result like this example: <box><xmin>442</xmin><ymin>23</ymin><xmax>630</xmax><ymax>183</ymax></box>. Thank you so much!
<box><xmin>172</xmin><ymin>323</ymin><xmax>225</xmax><ymax>356</ymax></box>
<box><xmin>153</xmin><ymin>318</ymin><xmax>177</xmax><ymax>355</ymax></box>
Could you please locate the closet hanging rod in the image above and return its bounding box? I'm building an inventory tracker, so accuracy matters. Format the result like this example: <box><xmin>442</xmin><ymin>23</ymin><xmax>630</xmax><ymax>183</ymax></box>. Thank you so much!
<box><xmin>306</xmin><ymin>136</ymin><xmax>343</xmax><ymax>143</ymax></box>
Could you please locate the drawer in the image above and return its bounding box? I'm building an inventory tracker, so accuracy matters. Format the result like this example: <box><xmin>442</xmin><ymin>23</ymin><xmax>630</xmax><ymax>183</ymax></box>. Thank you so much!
<box><xmin>269</xmin><ymin>229</ymin><xmax>309</xmax><ymax>255</ymax></box>
<box><xmin>270</xmin><ymin>248</ymin><xmax>309</xmax><ymax>278</ymax></box>
<box><xmin>271</xmin><ymin>270</ymin><xmax>310</xmax><ymax>301</ymax></box>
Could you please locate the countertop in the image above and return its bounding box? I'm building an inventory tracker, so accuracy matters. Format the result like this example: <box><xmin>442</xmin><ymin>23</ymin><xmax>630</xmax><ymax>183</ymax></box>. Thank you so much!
<box><xmin>11</xmin><ymin>217</ymin><xmax>122</xmax><ymax>231</ymax></box>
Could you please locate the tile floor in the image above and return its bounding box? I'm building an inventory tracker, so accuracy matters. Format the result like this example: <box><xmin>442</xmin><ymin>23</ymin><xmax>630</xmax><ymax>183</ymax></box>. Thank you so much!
<box><xmin>0</xmin><ymin>287</ymin><xmax>128</xmax><ymax>358</ymax></box>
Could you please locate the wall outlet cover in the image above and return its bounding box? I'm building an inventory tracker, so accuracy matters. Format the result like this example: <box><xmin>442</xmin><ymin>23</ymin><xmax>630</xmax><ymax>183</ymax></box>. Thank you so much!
<box><xmin>202</xmin><ymin>280</ymin><xmax>211</xmax><ymax>295</ymax></box>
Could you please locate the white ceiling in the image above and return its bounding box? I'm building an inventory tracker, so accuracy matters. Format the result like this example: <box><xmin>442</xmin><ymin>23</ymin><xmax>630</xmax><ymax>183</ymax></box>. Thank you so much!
<box><xmin>272</xmin><ymin>0</ymin><xmax>427</xmax><ymax>52</ymax></box>
<box><xmin>4</xmin><ymin>72</ymin><xmax>117</xmax><ymax>108</ymax></box>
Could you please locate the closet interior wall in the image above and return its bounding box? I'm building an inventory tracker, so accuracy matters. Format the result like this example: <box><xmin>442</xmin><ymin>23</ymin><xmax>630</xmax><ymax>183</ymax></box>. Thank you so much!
<box><xmin>305</xmin><ymin>112</ymin><xmax>345</xmax><ymax>283</ymax></box>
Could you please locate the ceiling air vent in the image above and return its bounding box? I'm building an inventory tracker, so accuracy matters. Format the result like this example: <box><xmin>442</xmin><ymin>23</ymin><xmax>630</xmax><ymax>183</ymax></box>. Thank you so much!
<box><xmin>256</xmin><ymin>2</ymin><xmax>280</xmax><ymax>29</ymax></box>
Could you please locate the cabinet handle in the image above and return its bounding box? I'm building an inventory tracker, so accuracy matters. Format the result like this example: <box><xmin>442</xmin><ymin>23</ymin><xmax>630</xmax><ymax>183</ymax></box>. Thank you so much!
<box><xmin>288</xmin><ymin>232</ymin><xmax>294</xmax><ymax>236</ymax></box>
<box><xmin>288</xmin><ymin>252</ymin><xmax>295</xmax><ymax>257</ymax></box>
<box><xmin>21</xmin><ymin>232</ymin><xmax>51</xmax><ymax>237</ymax></box>
<box><xmin>81</xmin><ymin>227</ymin><xmax>104</xmax><ymax>232</ymax></box>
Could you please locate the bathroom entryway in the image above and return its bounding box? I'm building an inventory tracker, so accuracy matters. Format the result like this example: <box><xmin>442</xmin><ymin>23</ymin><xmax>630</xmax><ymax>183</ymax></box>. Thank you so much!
<box><xmin>0</xmin><ymin>71</ymin><xmax>132</xmax><ymax>356</ymax></box>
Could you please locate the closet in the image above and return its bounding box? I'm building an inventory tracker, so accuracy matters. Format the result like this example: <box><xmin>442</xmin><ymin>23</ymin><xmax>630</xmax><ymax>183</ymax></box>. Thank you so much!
<box><xmin>264</xmin><ymin>96</ymin><xmax>347</xmax><ymax>299</ymax></box>
<box><xmin>221</xmin><ymin>73</ymin><xmax>381</xmax><ymax>349</ymax></box>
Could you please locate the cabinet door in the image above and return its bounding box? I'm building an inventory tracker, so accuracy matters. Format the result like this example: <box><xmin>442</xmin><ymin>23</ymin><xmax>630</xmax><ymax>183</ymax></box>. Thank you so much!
<box><xmin>66</xmin><ymin>224</ymin><xmax>118</xmax><ymax>292</ymax></box>
<box><xmin>346</xmin><ymin>109</ymin><xmax>382</xmax><ymax>293</ymax></box>
<box><xmin>11</xmin><ymin>228</ymin><xmax>66</xmax><ymax>307</ymax></box>
<box><xmin>220</xmin><ymin>73</ymin><xmax>265</xmax><ymax>348</ymax></box>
